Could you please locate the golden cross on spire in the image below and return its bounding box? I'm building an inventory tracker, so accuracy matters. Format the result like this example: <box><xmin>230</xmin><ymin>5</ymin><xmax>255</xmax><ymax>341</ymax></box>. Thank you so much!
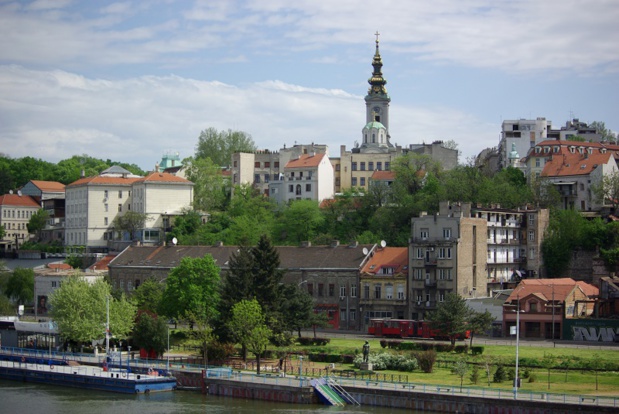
<box><xmin>375</xmin><ymin>31</ymin><xmax>380</xmax><ymax>43</ymax></box>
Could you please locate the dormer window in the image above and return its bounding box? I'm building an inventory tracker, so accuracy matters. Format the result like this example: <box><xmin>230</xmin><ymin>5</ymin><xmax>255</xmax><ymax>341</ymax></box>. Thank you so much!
<box><xmin>601</xmin><ymin>148</ymin><xmax>607</xmax><ymax>153</ymax></box>
<box><xmin>578</xmin><ymin>147</ymin><xmax>584</xmax><ymax>154</ymax></box>
<box><xmin>544</xmin><ymin>147</ymin><xmax>550</xmax><ymax>153</ymax></box>
<box><xmin>380</xmin><ymin>267</ymin><xmax>394</xmax><ymax>275</ymax></box>
<box><xmin>535</xmin><ymin>147</ymin><xmax>541</xmax><ymax>154</ymax></box>
<box><xmin>553</xmin><ymin>146</ymin><xmax>560</xmax><ymax>153</ymax></box>
<box><xmin>569</xmin><ymin>146</ymin><xmax>575</xmax><ymax>153</ymax></box>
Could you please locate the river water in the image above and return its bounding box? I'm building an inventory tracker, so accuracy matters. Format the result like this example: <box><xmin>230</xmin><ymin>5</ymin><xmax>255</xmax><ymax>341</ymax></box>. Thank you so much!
<box><xmin>0</xmin><ymin>379</ymin><xmax>421</xmax><ymax>414</ymax></box>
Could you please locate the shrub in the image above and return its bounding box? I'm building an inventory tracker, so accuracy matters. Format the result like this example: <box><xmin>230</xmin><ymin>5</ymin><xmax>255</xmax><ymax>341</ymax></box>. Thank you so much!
<box><xmin>399</xmin><ymin>342</ymin><xmax>421</xmax><ymax>351</ymax></box>
<box><xmin>506</xmin><ymin>367</ymin><xmax>516</xmax><ymax>382</ymax></box>
<box><xmin>493</xmin><ymin>365</ymin><xmax>507</xmax><ymax>383</ymax></box>
<box><xmin>470</xmin><ymin>364</ymin><xmax>480</xmax><ymax>384</ymax></box>
<box><xmin>471</xmin><ymin>346</ymin><xmax>484</xmax><ymax>356</ymax></box>
<box><xmin>208</xmin><ymin>341</ymin><xmax>237</xmax><ymax>363</ymax></box>
<box><xmin>454</xmin><ymin>345</ymin><xmax>468</xmax><ymax>354</ymax></box>
<box><xmin>415</xmin><ymin>350</ymin><xmax>437</xmax><ymax>373</ymax></box>
<box><xmin>352</xmin><ymin>352</ymin><xmax>418</xmax><ymax>372</ymax></box>
<box><xmin>380</xmin><ymin>339</ymin><xmax>387</xmax><ymax>348</ymax></box>
<box><xmin>435</xmin><ymin>344</ymin><xmax>453</xmax><ymax>353</ymax></box>
<box><xmin>528</xmin><ymin>372</ymin><xmax>537</xmax><ymax>383</ymax></box>
<box><xmin>297</xmin><ymin>337</ymin><xmax>331</xmax><ymax>346</ymax></box>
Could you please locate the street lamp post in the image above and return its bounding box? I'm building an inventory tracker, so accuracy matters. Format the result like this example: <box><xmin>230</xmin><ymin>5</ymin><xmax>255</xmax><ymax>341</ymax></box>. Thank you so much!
<box><xmin>127</xmin><ymin>345</ymin><xmax>131</xmax><ymax>372</ymax></box>
<box><xmin>514</xmin><ymin>296</ymin><xmax>522</xmax><ymax>399</ymax></box>
<box><xmin>298</xmin><ymin>355</ymin><xmax>303</xmax><ymax>387</ymax></box>
<box><xmin>166</xmin><ymin>326</ymin><xmax>170</xmax><ymax>371</ymax></box>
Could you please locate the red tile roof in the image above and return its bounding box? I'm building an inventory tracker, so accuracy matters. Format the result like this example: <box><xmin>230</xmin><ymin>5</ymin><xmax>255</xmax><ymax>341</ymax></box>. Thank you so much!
<box><xmin>88</xmin><ymin>254</ymin><xmax>116</xmax><ymax>271</ymax></box>
<box><xmin>68</xmin><ymin>176</ymin><xmax>142</xmax><ymax>187</ymax></box>
<box><xmin>361</xmin><ymin>247</ymin><xmax>408</xmax><ymax>275</ymax></box>
<box><xmin>371</xmin><ymin>170</ymin><xmax>396</xmax><ymax>181</ymax></box>
<box><xmin>0</xmin><ymin>194</ymin><xmax>40</xmax><ymax>207</ymax></box>
<box><xmin>286</xmin><ymin>153</ymin><xmax>327</xmax><ymax>169</ymax></box>
<box><xmin>138</xmin><ymin>172</ymin><xmax>192</xmax><ymax>183</ymax></box>
<box><xmin>47</xmin><ymin>263</ymin><xmax>73</xmax><ymax>271</ymax></box>
<box><xmin>541</xmin><ymin>147</ymin><xmax>613</xmax><ymax>177</ymax></box>
<box><xmin>29</xmin><ymin>180</ymin><xmax>66</xmax><ymax>192</ymax></box>
<box><xmin>506</xmin><ymin>278</ymin><xmax>598</xmax><ymax>303</ymax></box>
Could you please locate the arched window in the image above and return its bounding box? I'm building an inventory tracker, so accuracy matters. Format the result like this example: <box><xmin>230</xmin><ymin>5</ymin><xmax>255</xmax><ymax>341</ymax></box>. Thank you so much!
<box><xmin>372</xmin><ymin>133</ymin><xmax>376</xmax><ymax>143</ymax></box>
<box><xmin>296</xmin><ymin>184</ymin><xmax>302</xmax><ymax>195</ymax></box>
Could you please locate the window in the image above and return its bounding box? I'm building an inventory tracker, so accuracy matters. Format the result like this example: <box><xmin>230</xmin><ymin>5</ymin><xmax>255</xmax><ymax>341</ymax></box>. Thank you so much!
<box><xmin>296</xmin><ymin>184</ymin><xmax>302</xmax><ymax>195</ymax></box>
<box><xmin>415</xmin><ymin>268</ymin><xmax>423</xmax><ymax>279</ymax></box>
<box><xmin>439</xmin><ymin>269</ymin><xmax>451</xmax><ymax>280</ymax></box>
<box><xmin>385</xmin><ymin>284</ymin><xmax>393</xmax><ymax>299</ymax></box>
<box><xmin>352</xmin><ymin>162</ymin><xmax>357</xmax><ymax>171</ymax></box>
<box><xmin>118</xmin><ymin>191</ymin><xmax>122</xmax><ymax>198</ymax></box>
<box><xmin>385</xmin><ymin>162</ymin><xmax>390</xmax><ymax>171</ymax></box>
<box><xmin>254</xmin><ymin>174</ymin><xmax>260</xmax><ymax>183</ymax></box>
<box><xmin>306</xmin><ymin>183</ymin><xmax>311</xmax><ymax>192</ymax></box>
<box><xmin>377</xmin><ymin>162</ymin><xmax>382</xmax><ymax>171</ymax></box>
<box><xmin>318</xmin><ymin>283</ymin><xmax>324</xmax><ymax>296</ymax></box>
<box><xmin>339</xmin><ymin>286</ymin><xmax>346</xmax><ymax>297</ymax></box>
<box><xmin>104</xmin><ymin>204</ymin><xmax>108</xmax><ymax>212</ymax></box>
<box><xmin>529</xmin><ymin>302</ymin><xmax>537</xmax><ymax>312</ymax></box>
<box><xmin>289</xmin><ymin>185</ymin><xmax>294</xmax><ymax>193</ymax></box>
<box><xmin>416</xmin><ymin>248</ymin><xmax>424</xmax><ymax>259</ymax></box>
<box><xmin>360</xmin><ymin>177</ymin><xmax>366</xmax><ymax>186</ymax></box>
<box><xmin>51</xmin><ymin>281</ymin><xmax>57</xmax><ymax>288</ymax></box>
<box><xmin>397</xmin><ymin>284</ymin><xmax>404</xmax><ymax>299</ymax></box>
<box><xmin>528</xmin><ymin>230</ymin><xmax>535</xmax><ymax>241</ymax></box>
<box><xmin>104</xmin><ymin>190</ymin><xmax>108</xmax><ymax>198</ymax></box>
<box><xmin>234</xmin><ymin>161</ymin><xmax>238</xmax><ymax>167</ymax></box>
<box><xmin>374</xmin><ymin>284</ymin><xmax>382</xmax><ymax>299</ymax></box>
<box><xmin>529</xmin><ymin>247</ymin><xmax>536</xmax><ymax>259</ymax></box>
<box><xmin>420</xmin><ymin>228</ymin><xmax>429</xmax><ymax>239</ymax></box>
<box><xmin>264</xmin><ymin>162</ymin><xmax>270</xmax><ymax>168</ymax></box>
<box><xmin>439</xmin><ymin>292</ymin><xmax>445</xmax><ymax>302</ymax></box>
<box><xmin>264</xmin><ymin>174</ymin><xmax>269</xmax><ymax>183</ymax></box>
<box><xmin>360</xmin><ymin>162</ymin><xmax>366</xmax><ymax>171</ymax></box>
<box><xmin>529</xmin><ymin>214</ymin><xmax>535</xmax><ymax>224</ymax></box>
<box><xmin>340</xmin><ymin>309</ymin><xmax>347</xmax><ymax>321</ymax></box>
<box><xmin>254</xmin><ymin>161</ymin><xmax>260</xmax><ymax>168</ymax></box>
<box><xmin>307</xmin><ymin>283</ymin><xmax>313</xmax><ymax>295</ymax></box>
<box><xmin>535</xmin><ymin>158</ymin><xmax>541</xmax><ymax>167</ymax></box>
<box><xmin>351</xmin><ymin>284</ymin><xmax>357</xmax><ymax>297</ymax></box>
<box><xmin>328</xmin><ymin>283</ymin><xmax>335</xmax><ymax>296</ymax></box>
<box><xmin>443</xmin><ymin>228</ymin><xmax>451</xmax><ymax>239</ymax></box>
<box><xmin>350</xmin><ymin>309</ymin><xmax>356</xmax><ymax>321</ymax></box>
<box><xmin>380</xmin><ymin>267</ymin><xmax>394</xmax><ymax>275</ymax></box>
<box><xmin>335</xmin><ymin>164</ymin><xmax>340</xmax><ymax>171</ymax></box>
<box><xmin>352</xmin><ymin>177</ymin><xmax>357</xmax><ymax>186</ymax></box>
<box><xmin>104</xmin><ymin>217</ymin><xmax>108</xmax><ymax>225</ymax></box>
<box><xmin>438</xmin><ymin>247</ymin><xmax>451</xmax><ymax>259</ymax></box>
<box><xmin>369</xmin><ymin>162</ymin><xmax>374</xmax><ymax>171</ymax></box>
<box><xmin>364</xmin><ymin>283</ymin><xmax>370</xmax><ymax>299</ymax></box>
<box><xmin>118</xmin><ymin>204</ymin><xmax>122</xmax><ymax>212</ymax></box>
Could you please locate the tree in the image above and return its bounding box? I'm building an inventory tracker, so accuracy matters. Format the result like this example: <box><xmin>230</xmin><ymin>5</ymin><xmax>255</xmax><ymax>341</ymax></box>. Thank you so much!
<box><xmin>132</xmin><ymin>312</ymin><xmax>168</xmax><ymax>357</ymax></box>
<box><xmin>279</xmin><ymin>284</ymin><xmax>314</xmax><ymax>337</ymax></box>
<box><xmin>589</xmin><ymin>121</ymin><xmax>617</xmax><ymax>143</ymax></box>
<box><xmin>195</xmin><ymin>128</ymin><xmax>257</xmax><ymax>167</ymax></box>
<box><xmin>277</xmin><ymin>200</ymin><xmax>324</xmax><ymax>243</ymax></box>
<box><xmin>183</xmin><ymin>156</ymin><xmax>230</xmax><ymax>212</ymax></box>
<box><xmin>228</xmin><ymin>299</ymin><xmax>272</xmax><ymax>374</ymax></box>
<box><xmin>426</xmin><ymin>293</ymin><xmax>473</xmax><ymax>346</ymax></box>
<box><xmin>112</xmin><ymin>211</ymin><xmax>149</xmax><ymax>241</ymax></box>
<box><xmin>49</xmin><ymin>276</ymin><xmax>136</xmax><ymax>345</ymax></box>
<box><xmin>5</xmin><ymin>268</ymin><xmax>34</xmax><ymax>305</ymax></box>
<box><xmin>27</xmin><ymin>209</ymin><xmax>49</xmax><ymax>242</ymax></box>
<box><xmin>251</xmin><ymin>235</ymin><xmax>284</xmax><ymax>316</ymax></box>
<box><xmin>133</xmin><ymin>278</ymin><xmax>164</xmax><ymax>313</ymax></box>
<box><xmin>468</xmin><ymin>310</ymin><xmax>495</xmax><ymax>348</ymax></box>
<box><xmin>592</xmin><ymin>170</ymin><xmax>619</xmax><ymax>213</ymax></box>
<box><xmin>451</xmin><ymin>358</ymin><xmax>469</xmax><ymax>391</ymax></box>
<box><xmin>159</xmin><ymin>255</ymin><xmax>221</xmax><ymax>323</ymax></box>
<box><xmin>0</xmin><ymin>221</ymin><xmax>5</xmax><ymax>240</ymax></box>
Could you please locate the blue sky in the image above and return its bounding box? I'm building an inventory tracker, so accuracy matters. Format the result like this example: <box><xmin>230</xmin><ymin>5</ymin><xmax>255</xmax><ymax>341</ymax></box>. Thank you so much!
<box><xmin>1</xmin><ymin>0</ymin><xmax>618</xmax><ymax>171</ymax></box>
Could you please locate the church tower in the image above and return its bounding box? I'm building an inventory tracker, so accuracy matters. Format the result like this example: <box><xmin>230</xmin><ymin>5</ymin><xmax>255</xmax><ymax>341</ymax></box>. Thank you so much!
<box><xmin>361</xmin><ymin>32</ymin><xmax>392</xmax><ymax>153</ymax></box>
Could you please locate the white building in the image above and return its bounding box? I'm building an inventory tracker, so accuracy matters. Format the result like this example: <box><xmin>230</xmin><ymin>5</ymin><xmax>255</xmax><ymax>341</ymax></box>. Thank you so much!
<box><xmin>0</xmin><ymin>192</ymin><xmax>40</xmax><ymax>253</ymax></box>
<box><xmin>64</xmin><ymin>166</ymin><xmax>193</xmax><ymax>249</ymax></box>
<box><xmin>269</xmin><ymin>152</ymin><xmax>334</xmax><ymax>204</ymax></box>
<box><xmin>498</xmin><ymin>118</ymin><xmax>551</xmax><ymax>169</ymax></box>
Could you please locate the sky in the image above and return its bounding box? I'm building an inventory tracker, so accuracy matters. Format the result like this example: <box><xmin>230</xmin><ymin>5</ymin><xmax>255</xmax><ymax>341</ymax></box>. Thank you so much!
<box><xmin>1</xmin><ymin>0</ymin><xmax>618</xmax><ymax>172</ymax></box>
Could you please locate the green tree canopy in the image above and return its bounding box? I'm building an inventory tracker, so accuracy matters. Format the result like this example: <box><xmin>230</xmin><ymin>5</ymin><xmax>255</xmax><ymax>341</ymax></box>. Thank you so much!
<box><xmin>195</xmin><ymin>128</ymin><xmax>257</xmax><ymax>167</ymax></box>
<box><xmin>49</xmin><ymin>276</ymin><xmax>136</xmax><ymax>345</ymax></box>
<box><xmin>183</xmin><ymin>156</ymin><xmax>230</xmax><ymax>212</ymax></box>
<box><xmin>276</xmin><ymin>199</ymin><xmax>324</xmax><ymax>243</ymax></box>
<box><xmin>27</xmin><ymin>208</ymin><xmax>49</xmax><ymax>242</ymax></box>
<box><xmin>132</xmin><ymin>278</ymin><xmax>165</xmax><ymax>313</ymax></box>
<box><xmin>228</xmin><ymin>299</ymin><xmax>272</xmax><ymax>374</ymax></box>
<box><xmin>5</xmin><ymin>268</ymin><xmax>34</xmax><ymax>305</ymax></box>
<box><xmin>132</xmin><ymin>312</ymin><xmax>168</xmax><ymax>357</ymax></box>
<box><xmin>112</xmin><ymin>211</ymin><xmax>149</xmax><ymax>241</ymax></box>
<box><xmin>468</xmin><ymin>309</ymin><xmax>495</xmax><ymax>347</ymax></box>
<box><xmin>426</xmin><ymin>293</ymin><xmax>473</xmax><ymax>346</ymax></box>
<box><xmin>159</xmin><ymin>255</ymin><xmax>221</xmax><ymax>323</ymax></box>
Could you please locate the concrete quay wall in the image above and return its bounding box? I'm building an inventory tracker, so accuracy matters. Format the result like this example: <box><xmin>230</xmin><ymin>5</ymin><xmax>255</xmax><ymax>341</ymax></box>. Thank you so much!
<box><xmin>204</xmin><ymin>377</ymin><xmax>316</xmax><ymax>404</ymax></box>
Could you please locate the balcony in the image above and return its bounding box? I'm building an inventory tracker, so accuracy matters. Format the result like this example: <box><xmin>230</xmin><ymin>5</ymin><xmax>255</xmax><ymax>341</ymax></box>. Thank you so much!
<box><xmin>424</xmin><ymin>260</ymin><xmax>437</xmax><ymax>267</ymax></box>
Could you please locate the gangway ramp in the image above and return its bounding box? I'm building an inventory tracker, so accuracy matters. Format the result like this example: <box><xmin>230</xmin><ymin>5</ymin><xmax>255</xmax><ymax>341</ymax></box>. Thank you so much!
<box><xmin>310</xmin><ymin>378</ymin><xmax>346</xmax><ymax>406</ymax></box>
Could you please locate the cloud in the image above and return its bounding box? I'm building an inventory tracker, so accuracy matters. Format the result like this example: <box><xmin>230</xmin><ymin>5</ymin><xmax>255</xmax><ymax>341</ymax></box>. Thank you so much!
<box><xmin>0</xmin><ymin>65</ymin><xmax>492</xmax><ymax>169</ymax></box>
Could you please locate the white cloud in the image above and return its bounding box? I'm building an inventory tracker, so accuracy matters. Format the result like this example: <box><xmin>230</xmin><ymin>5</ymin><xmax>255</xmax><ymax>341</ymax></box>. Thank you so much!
<box><xmin>0</xmin><ymin>65</ymin><xmax>493</xmax><ymax>169</ymax></box>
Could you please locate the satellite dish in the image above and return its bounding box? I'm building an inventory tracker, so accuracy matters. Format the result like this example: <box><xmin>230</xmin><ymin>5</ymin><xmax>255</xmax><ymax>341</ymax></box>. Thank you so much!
<box><xmin>380</xmin><ymin>240</ymin><xmax>387</xmax><ymax>248</ymax></box>
<box><xmin>172</xmin><ymin>237</ymin><xmax>178</xmax><ymax>245</ymax></box>
<box><xmin>362</xmin><ymin>247</ymin><xmax>369</xmax><ymax>255</ymax></box>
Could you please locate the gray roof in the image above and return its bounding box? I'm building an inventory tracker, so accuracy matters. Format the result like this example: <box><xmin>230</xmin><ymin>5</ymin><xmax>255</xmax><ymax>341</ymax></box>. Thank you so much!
<box><xmin>101</xmin><ymin>165</ymin><xmax>132</xmax><ymax>175</ymax></box>
<box><xmin>109</xmin><ymin>243</ymin><xmax>375</xmax><ymax>271</ymax></box>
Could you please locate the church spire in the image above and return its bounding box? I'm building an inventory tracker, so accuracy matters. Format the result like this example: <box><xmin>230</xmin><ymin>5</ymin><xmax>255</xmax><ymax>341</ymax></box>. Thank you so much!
<box><xmin>368</xmin><ymin>31</ymin><xmax>387</xmax><ymax>96</ymax></box>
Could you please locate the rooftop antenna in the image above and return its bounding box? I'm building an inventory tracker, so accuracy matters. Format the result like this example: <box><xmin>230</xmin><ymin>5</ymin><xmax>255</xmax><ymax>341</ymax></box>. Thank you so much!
<box><xmin>380</xmin><ymin>240</ymin><xmax>386</xmax><ymax>248</ymax></box>
<box><xmin>362</xmin><ymin>247</ymin><xmax>369</xmax><ymax>255</ymax></box>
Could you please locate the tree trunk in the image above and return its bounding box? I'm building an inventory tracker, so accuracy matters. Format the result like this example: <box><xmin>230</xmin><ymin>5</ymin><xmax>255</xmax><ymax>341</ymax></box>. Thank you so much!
<box><xmin>256</xmin><ymin>354</ymin><xmax>261</xmax><ymax>375</ymax></box>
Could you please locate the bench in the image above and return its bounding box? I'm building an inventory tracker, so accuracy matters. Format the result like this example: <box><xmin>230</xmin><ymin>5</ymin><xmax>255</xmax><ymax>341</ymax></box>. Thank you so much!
<box><xmin>436</xmin><ymin>387</ymin><xmax>451</xmax><ymax>392</ymax></box>
<box><xmin>402</xmin><ymin>384</ymin><xmax>416</xmax><ymax>390</ymax></box>
<box><xmin>365</xmin><ymin>381</ymin><xmax>379</xmax><ymax>386</ymax></box>
<box><xmin>580</xmin><ymin>397</ymin><xmax>596</xmax><ymax>403</ymax></box>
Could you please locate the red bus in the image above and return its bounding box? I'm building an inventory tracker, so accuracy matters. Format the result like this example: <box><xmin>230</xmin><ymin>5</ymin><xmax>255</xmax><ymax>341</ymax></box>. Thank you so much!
<box><xmin>368</xmin><ymin>318</ymin><xmax>470</xmax><ymax>340</ymax></box>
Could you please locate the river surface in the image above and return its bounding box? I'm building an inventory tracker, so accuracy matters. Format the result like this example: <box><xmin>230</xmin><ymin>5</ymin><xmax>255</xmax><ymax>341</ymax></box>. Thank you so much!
<box><xmin>0</xmin><ymin>379</ymin><xmax>423</xmax><ymax>414</ymax></box>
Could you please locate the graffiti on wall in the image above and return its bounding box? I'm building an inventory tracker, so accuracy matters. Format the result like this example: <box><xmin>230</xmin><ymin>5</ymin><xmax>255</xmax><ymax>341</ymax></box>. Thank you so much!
<box><xmin>572</xmin><ymin>326</ymin><xmax>618</xmax><ymax>342</ymax></box>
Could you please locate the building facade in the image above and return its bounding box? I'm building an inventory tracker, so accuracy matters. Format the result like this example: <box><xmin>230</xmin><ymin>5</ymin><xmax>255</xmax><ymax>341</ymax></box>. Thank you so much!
<box><xmin>409</xmin><ymin>202</ymin><xmax>487</xmax><ymax>320</ymax></box>
<box><xmin>0</xmin><ymin>193</ymin><xmax>41</xmax><ymax>253</ymax></box>
<box><xmin>269</xmin><ymin>152</ymin><xmax>334</xmax><ymax>204</ymax></box>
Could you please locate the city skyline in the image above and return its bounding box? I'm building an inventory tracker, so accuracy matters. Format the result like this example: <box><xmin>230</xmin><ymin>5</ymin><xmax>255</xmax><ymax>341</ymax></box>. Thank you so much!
<box><xmin>1</xmin><ymin>1</ymin><xmax>618</xmax><ymax>171</ymax></box>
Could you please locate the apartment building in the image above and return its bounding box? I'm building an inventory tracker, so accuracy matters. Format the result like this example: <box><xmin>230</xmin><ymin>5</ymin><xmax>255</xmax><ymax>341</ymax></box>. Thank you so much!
<box><xmin>268</xmin><ymin>152</ymin><xmax>334</xmax><ymax>204</ymax></box>
<box><xmin>498</xmin><ymin>118</ymin><xmax>551</xmax><ymax>170</ymax></box>
<box><xmin>65</xmin><ymin>166</ymin><xmax>193</xmax><ymax>250</ymax></box>
<box><xmin>358</xmin><ymin>246</ymin><xmax>408</xmax><ymax>330</ymax></box>
<box><xmin>523</xmin><ymin>140</ymin><xmax>619</xmax><ymax>212</ymax></box>
<box><xmin>0</xmin><ymin>192</ymin><xmax>40</xmax><ymax>253</ymax></box>
<box><xmin>20</xmin><ymin>180</ymin><xmax>66</xmax><ymax>245</ymax></box>
<box><xmin>409</xmin><ymin>202</ymin><xmax>487</xmax><ymax>320</ymax></box>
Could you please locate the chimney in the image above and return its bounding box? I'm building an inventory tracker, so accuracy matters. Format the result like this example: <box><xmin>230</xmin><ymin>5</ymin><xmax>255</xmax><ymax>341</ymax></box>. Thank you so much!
<box><xmin>80</xmin><ymin>169</ymin><xmax>85</xmax><ymax>178</ymax></box>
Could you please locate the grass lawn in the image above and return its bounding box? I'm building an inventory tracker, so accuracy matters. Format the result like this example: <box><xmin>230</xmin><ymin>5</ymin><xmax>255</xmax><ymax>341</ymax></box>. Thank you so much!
<box><xmin>290</xmin><ymin>338</ymin><xmax>619</xmax><ymax>396</ymax></box>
